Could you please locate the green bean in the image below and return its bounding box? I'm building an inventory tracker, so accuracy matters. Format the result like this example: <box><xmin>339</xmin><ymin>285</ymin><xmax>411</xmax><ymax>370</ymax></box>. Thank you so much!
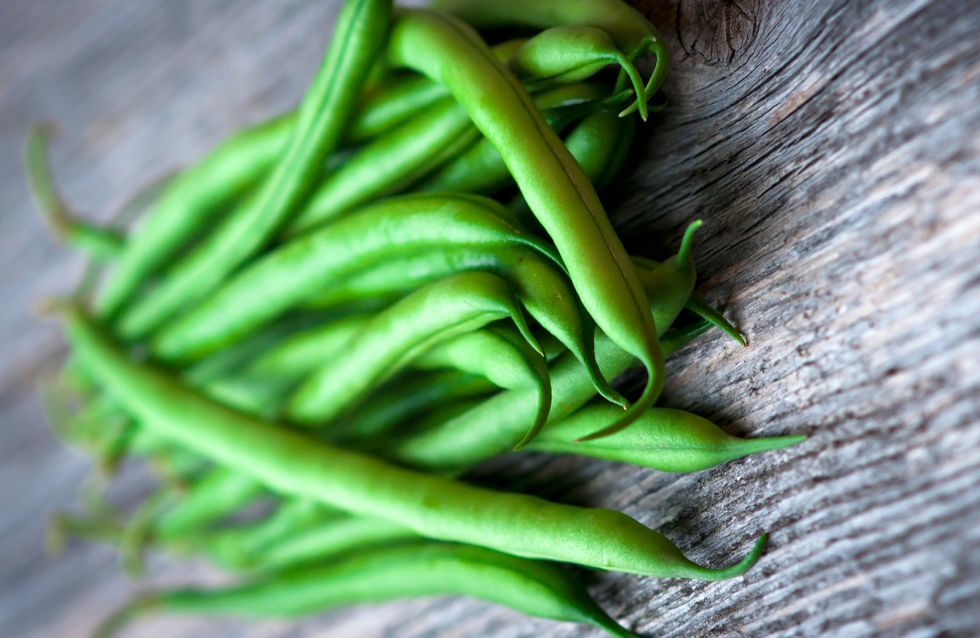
<box><xmin>348</xmin><ymin>73</ymin><xmax>449</xmax><ymax>142</ymax></box>
<box><xmin>197</xmin><ymin>499</ymin><xmax>332</xmax><ymax>570</ymax></box>
<box><xmin>254</xmin><ymin>516</ymin><xmax>418</xmax><ymax>573</ymax></box>
<box><xmin>566</xmin><ymin>107</ymin><xmax>636</xmax><ymax>190</ymax></box>
<box><xmin>94</xmin><ymin>544</ymin><xmax>637</xmax><ymax>638</ymax></box>
<box><xmin>272</xmin><ymin>240</ymin><xmax>624</xmax><ymax>414</ymax></box>
<box><xmin>659</xmin><ymin>317</ymin><xmax>714</xmax><ymax>354</ymax></box>
<box><xmin>509</xmin><ymin>103</ymin><xmax>638</xmax><ymax>230</ymax></box>
<box><xmin>350</xmin><ymin>36</ymin><xmax>532</xmax><ymax>141</ymax></box>
<box><xmin>508</xmin><ymin>105</ymin><xmax>634</xmax><ymax>236</ymax></box>
<box><xmin>684</xmin><ymin>294</ymin><xmax>748</xmax><ymax>346</ymax></box>
<box><xmin>153</xmin><ymin>468</ymin><xmax>265</xmax><ymax>542</ymax></box>
<box><xmin>152</xmin><ymin>193</ymin><xmax>557</xmax><ymax>363</ymax></box>
<box><xmin>594</xmin><ymin>106</ymin><xmax>639</xmax><ymax>189</ymax></box>
<box><xmin>208</xmin><ymin>327</ymin><xmax>496</xmax><ymax>436</ymax></box>
<box><xmin>239</xmin><ymin>315</ymin><xmax>368</xmax><ymax>384</ymax></box>
<box><xmin>286</xmin><ymin>97</ymin><xmax>482</xmax><ymax>237</ymax></box>
<box><xmin>418</xmin><ymin>81</ymin><xmax>609</xmax><ymax>195</ymax></box>
<box><xmin>114</xmin><ymin>0</ymin><xmax>392</xmax><ymax>339</ymax></box>
<box><xmin>509</xmin><ymin>25</ymin><xmax>649</xmax><ymax>119</ymax></box>
<box><xmin>415</xmin><ymin>327</ymin><xmax>544</xmax><ymax>394</ymax></box>
<box><xmin>25</xmin><ymin>125</ymin><xmax>125</xmax><ymax>262</ymax></box>
<box><xmin>575</xmin><ymin>221</ymin><xmax>704</xmax><ymax>440</ymax></box>
<box><xmin>286</xmin><ymin>271</ymin><xmax>540</xmax><ymax>428</ymax></box>
<box><xmin>61</xmin><ymin>304</ymin><xmax>766</xmax><ymax>578</ymax></box>
<box><xmin>431</xmin><ymin>0</ymin><xmax>670</xmax><ymax>115</ymax></box>
<box><xmin>387</xmin><ymin>8</ymin><xmax>663</xmax><ymax>436</ymax></box>
<box><xmin>333</xmin><ymin>370</ymin><xmax>495</xmax><ymax>442</ymax></box>
<box><xmin>197</xmin><ymin>505</ymin><xmax>413</xmax><ymax>576</ymax></box>
<box><xmin>414</xmin><ymin>326</ymin><xmax>551</xmax><ymax>449</ymax></box>
<box><xmin>530</xmin><ymin>403</ymin><xmax>805</xmax><ymax>472</ymax></box>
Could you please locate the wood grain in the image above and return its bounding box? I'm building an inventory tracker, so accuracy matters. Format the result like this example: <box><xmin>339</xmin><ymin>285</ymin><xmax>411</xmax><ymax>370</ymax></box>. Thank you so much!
<box><xmin>1</xmin><ymin>0</ymin><xmax>977</xmax><ymax>636</ymax></box>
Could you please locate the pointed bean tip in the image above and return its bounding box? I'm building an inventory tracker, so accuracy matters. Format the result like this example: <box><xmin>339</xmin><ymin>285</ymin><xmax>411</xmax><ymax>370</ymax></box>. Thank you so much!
<box><xmin>739</xmin><ymin>533</ymin><xmax>769</xmax><ymax>572</ymax></box>
<box><xmin>678</xmin><ymin>220</ymin><xmax>703</xmax><ymax>263</ymax></box>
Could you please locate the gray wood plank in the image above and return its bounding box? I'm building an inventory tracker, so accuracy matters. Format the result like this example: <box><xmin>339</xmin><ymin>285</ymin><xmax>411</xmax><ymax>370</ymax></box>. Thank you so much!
<box><xmin>1</xmin><ymin>0</ymin><xmax>977</xmax><ymax>637</ymax></box>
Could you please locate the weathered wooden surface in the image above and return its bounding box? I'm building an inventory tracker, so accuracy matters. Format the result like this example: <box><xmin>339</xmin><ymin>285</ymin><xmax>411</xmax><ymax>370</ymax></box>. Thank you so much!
<box><xmin>1</xmin><ymin>0</ymin><xmax>978</xmax><ymax>636</ymax></box>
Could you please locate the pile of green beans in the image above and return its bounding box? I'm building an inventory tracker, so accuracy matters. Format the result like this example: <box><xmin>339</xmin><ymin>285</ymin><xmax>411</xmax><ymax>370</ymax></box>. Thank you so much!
<box><xmin>28</xmin><ymin>1</ymin><xmax>803</xmax><ymax>636</ymax></box>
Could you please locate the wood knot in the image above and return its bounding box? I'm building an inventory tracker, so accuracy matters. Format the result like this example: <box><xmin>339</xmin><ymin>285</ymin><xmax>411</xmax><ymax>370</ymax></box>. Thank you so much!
<box><xmin>633</xmin><ymin>0</ymin><xmax>761</xmax><ymax>67</ymax></box>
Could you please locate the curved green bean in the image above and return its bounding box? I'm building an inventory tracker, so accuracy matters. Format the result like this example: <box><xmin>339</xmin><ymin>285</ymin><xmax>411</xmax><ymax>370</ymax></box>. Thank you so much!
<box><xmin>25</xmin><ymin>125</ymin><xmax>125</xmax><ymax>262</ymax></box>
<box><xmin>414</xmin><ymin>326</ymin><xmax>551</xmax><ymax>449</ymax></box>
<box><xmin>387</xmin><ymin>8</ymin><xmax>663</xmax><ymax>436</ymax></box>
<box><xmin>61</xmin><ymin>304</ymin><xmax>766</xmax><ymax>579</ymax></box>
<box><xmin>152</xmin><ymin>193</ymin><xmax>557</xmax><ymax>363</ymax></box>
<box><xmin>286</xmin><ymin>271</ymin><xmax>540</xmax><ymax>428</ymax></box>
<box><xmin>431</xmin><ymin>0</ymin><xmax>670</xmax><ymax>115</ymax></box>
<box><xmin>509</xmin><ymin>25</ymin><xmax>649</xmax><ymax>119</ymax></box>
<box><xmin>296</xmin><ymin>243</ymin><xmax>623</xmax><ymax>409</ymax></box>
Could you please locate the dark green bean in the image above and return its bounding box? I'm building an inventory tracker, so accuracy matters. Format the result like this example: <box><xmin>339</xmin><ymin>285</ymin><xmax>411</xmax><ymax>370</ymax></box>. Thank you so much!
<box><xmin>565</xmin><ymin>107</ymin><xmax>636</xmax><ymax>191</ymax></box>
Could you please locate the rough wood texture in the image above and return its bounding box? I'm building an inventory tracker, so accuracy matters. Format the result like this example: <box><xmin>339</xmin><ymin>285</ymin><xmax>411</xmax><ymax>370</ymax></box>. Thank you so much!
<box><xmin>1</xmin><ymin>1</ymin><xmax>978</xmax><ymax>636</ymax></box>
